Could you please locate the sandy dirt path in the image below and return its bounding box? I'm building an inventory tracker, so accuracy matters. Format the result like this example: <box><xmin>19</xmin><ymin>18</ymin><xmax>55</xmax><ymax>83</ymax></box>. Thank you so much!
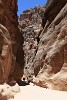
<box><xmin>14</xmin><ymin>84</ymin><xmax>67</xmax><ymax>100</ymax></box>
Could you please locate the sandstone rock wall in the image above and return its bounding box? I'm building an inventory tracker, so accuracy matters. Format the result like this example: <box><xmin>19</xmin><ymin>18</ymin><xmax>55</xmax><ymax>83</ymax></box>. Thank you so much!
<box><xmin>19</xmin><ymin>6</ymin><xmax>45</xmax><ymax>81</ymax></box>
<box><xmin>34</xmin><ymin>2</ymin><xmax>67</xmax><ymax>91</ymax></box>
<box><xmin>20</xmin><ymin>0</ymin><xmax>67</xmax><ymax>91</ymax></box>
<box><xmin>0</xmin><ymin>0</ymin><xmax>24</xmax><ymax>83</ymax></box>
<box><xmin>42</xmin><ymin>0</ymin><xmax>67</xmax><ymax>28</ymax></box>
<box><xmin>34</xmin><ymin>1</ymin><xmax>67</xmax><ymax>91</ymax></box>
<box><xmin>1</xmin><ymin>0</ymin><xmax>24</xmax><ymax>68</ymax></box>
<box><xmin>0</xmin><ymin>0</ymin><xmax>67</xmax><ymax>91</ymax></box>
<box><xmin>0</xmin><ymin>24</ymin><xmax>12</xmax><ymax>83</ymax></box>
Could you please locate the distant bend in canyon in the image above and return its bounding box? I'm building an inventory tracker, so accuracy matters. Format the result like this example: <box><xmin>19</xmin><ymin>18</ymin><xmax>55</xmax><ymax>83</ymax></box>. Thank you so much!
<box><xmin>0</xmin><ymin>0</ymin><xmax>67</xmax><ymax>93</ymax></box>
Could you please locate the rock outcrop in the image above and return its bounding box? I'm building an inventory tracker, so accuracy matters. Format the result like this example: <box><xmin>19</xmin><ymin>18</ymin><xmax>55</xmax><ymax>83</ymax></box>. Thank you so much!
<box><xmin>1</xmin><ymin>0</ymin><xmax>24</xmax><ymax>68</ymax></box>
<box><xmin>19</xmin><ymin>6</ymin><xmax>45</xmax><ymax>81</ymax></box>
<box><xmin>33</xmin><ymin>0</ymin><xmax>67</xmax><ymax>91</ymax></box>
<box><xmin>20</xmin><ymin>0</ymin><xmax>67</xmax><ymax>91</ymax></box>
<box><xmin>0</xmin><ymin>0</ymin><xmax>24</xmax><ymax>83</ymax></box>
<box><xmin>0</xmin><ymin>83</ymin><xmax>20</xmax><ymax>100</ymax></box>
<box><xmin>0</xmin><ymin>0</ymin><xmax>67</xmax><ymax>93</ymax></box>
<box><xmin>0</xmin><ymin>24</ymin><xmax>12</xmax><ymax>83</ymax></box>
<box><xmin>42</xmin><ymin>0</ymin><xmax>67</xmax><ymax>28</ymax></box>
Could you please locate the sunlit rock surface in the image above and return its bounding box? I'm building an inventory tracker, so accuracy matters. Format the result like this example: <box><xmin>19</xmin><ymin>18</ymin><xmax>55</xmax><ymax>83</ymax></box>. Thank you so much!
<box><xmin>19</xmin><ymin>5</ymin><xmax>45</xmax><ymax>81</ymax></box>
<box><xmin>20</xmin><ymin>0</ymin><xmax>67</xmax><ymax>91</ymax></box>
<box><xmin>0</xmin><ymin>0</ymin><xmax>67</xmax><ymax>94</ymax></box>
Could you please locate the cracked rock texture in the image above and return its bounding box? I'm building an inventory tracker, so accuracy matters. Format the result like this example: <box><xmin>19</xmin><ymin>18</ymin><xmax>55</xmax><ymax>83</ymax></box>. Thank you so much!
<box><xmin>20</xmin><ymin>0</ymin><xmax>67</xmax><ymax>91</ymax></box>
<box><xmin>19</xmin><ymin>6</ymin><xmax>45</xmax><ymax>81</ymax></box>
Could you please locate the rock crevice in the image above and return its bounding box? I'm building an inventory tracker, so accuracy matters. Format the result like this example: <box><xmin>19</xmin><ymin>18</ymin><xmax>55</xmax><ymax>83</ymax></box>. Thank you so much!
<box><xmin>0</xmin><ymin>0</ymin><xmax>67</xmax><ymax>93</ymax></box>
<box><xmin>19</xmin><ymin>0</ymin><xmax>67</xmax><ymax>91</ymax></box>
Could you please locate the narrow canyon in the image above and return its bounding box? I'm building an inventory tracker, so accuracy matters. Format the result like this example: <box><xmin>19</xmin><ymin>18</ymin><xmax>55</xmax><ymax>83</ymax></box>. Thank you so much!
<box><xmin>0</xmin><ymin>0</ymin><xmax>67</xmax><ymax>100</ymax></box>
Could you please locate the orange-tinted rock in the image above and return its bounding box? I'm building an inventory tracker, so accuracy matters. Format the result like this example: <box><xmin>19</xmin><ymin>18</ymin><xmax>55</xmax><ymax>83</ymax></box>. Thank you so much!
<box><xmin>0</xmin><ymin>24</ymin><xmax>12</xmax><ymax>83</ymax></box>
<box><xmin>0</xmin><ymin>0</ymin><xmax>24</xmax><ymax>83</ymax></box>
<box><xmin>33</xmin><ymin>2</ymin><xmax>67</xmax><ymax>91</ymax></box>
<box><xmin>20</xmin><ymin>0</ymin><xmax>67</xmax><ymax>91</ymax></box>
<box><xmin>0</xmin><ymin>0</ymin><xmax>67</xmax><ymax>92</ymax></box>
<box><xmin>1</xmin><ymin>0</ymin><xmax>24</xmax><ymax>68</ymax></box>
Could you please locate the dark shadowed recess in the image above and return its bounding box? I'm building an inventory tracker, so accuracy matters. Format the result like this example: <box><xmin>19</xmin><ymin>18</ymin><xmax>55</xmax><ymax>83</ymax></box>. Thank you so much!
<box><xmin>16</xmin><ymin>79</ymin><xmax>30</xmax><ymax>86</ymax></box>
<box><xmin>7</xmin><ymin>76</ymin><xmax>30</xmax><ymax>86</ymax></box>
<box><xmin>42</xmin><ymin>0</ymin><xmax>67</xmax><ymax>28</ymax></box>
<box><xmin>16</xmin><ymin>31</ymin><xmax>25</xmax><ymax>67</ymax></box>
<box><xmin>16</xmin><ymin>0</ymin><xmax>25</xmax><ymax>68</ymax></box>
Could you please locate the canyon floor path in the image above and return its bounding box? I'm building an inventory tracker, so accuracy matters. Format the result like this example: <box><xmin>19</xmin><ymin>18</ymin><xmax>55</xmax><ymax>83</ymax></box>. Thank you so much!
<box><xmin>14</xmin><ymin>84</ymin><xmax>67</xmax><ymax>100</ymax></box>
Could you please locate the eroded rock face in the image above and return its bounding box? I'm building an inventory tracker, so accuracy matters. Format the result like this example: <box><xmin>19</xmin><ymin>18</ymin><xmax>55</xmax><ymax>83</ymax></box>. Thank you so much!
<box><xmin>0</xmin><ymin>83</ymin><xmax>20</xmax><ymax>100</ymax></box>
<box><xmin>0</xmin><ymin>24</ymin><xmax>12</xmax><ymax>83</ymax></box>
<box><xmin>0</xmin><ymin>0</ymin><xmax>24</xmax><ymax>83</ymax></box>
<box><xmin>33</xmin><ymin>1</ymin><xmax>67</xmax><ymax>91</ymax></box>
<box><xmin>42</xmin><ymin>0</ymin><xmax>67</xmax><ymax>28</ymax></box>
<box><xmin>1</xmin><ymin>0</ymin><xmax>24</xmax><ymax>68</ymax></box>
<box><xmin>0</xmin><ymin>0</ymin><xmax>67</xmax><ymax>92</ymax></box>
<box><xmin>19</xmin><ymin>6</ymin><xmax>45</xmax><ymax>81</ymax></box>
<box><xmin>0</xmin><ymin>0</ymin><xmax>4</xmax><ymax>24</ymax></box>
<box><xmin>20</xmin><ymin>0</ymin><xmax>67</xmax><ymax>91</ymax></box>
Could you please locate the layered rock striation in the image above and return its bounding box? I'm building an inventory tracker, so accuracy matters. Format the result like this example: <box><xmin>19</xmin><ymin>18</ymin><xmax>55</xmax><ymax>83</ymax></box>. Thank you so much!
<box><xmin>0</xmin><ymin>0</ymin><xmax>67</xmax><ymax>92</ymax></box>
<box><xmin>20</xmin><ymin>0</ymin><xmax>67</xmax><ymax>91</ymax></box>
<box><xmin>1</xmin><ymin>0</ymin><xmax>24</xmax><ymax>68</ymax></box>
<box><xmin>0</xmin><ymin>24</ymin><xmax>12</xmax><ymax>83</ymax></box>
<box><xmin>0</xmin><ymin>0</ymin><xmax>24</xmax><ymax>83</ymax></box>
<box><xmin>34</xmin><ymin>2</ymin><xmax>67</xmax><ymax>91</ymax></box>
